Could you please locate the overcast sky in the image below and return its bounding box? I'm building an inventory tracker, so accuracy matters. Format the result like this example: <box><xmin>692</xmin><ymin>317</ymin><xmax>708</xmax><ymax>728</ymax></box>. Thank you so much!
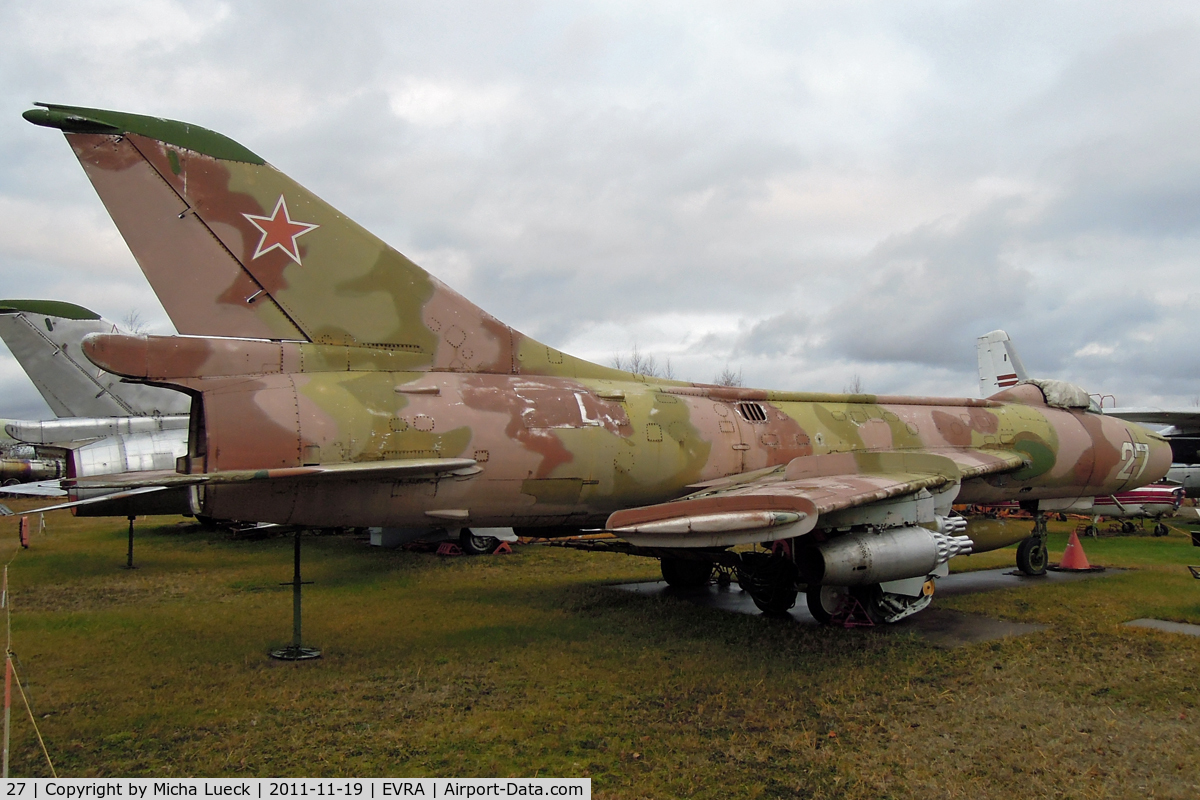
<box><xmin>1</xmin><ymin>1</ymin><xmax>1199</xmax><ymax>419</ymax></box>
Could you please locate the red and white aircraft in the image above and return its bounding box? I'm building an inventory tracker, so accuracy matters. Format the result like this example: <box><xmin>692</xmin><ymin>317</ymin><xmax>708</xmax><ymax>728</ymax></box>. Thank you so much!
<box><xmin>1090</xmin><ymin>484</ymin><xmax>1183</xmax><ymax>536</ymax></box>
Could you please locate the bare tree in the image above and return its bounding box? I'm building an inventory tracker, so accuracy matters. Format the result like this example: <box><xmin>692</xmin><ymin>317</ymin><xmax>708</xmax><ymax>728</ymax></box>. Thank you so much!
<box><xmin>843</xmin><ymin>374</ymin><xmax>864</xmax><ymax>394</ymax></box>
<box><xmin>714</xmin><ymin>366</ymin><xmax>743</xmax><ymax>387</ymax></box>
<box><xmin>613</xmin><ymin>344</ymin><xmax>675</xmax><ymax>379</ymax></box>
<box><xmin>122</xmin><ymin>309</ymin><xmax>147</xmax><ymax>335</ymax></box>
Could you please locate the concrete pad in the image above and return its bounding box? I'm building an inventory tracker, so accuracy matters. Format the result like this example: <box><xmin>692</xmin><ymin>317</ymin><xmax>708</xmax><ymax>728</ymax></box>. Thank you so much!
<box><xmin>611</xmin><ymin>566</ymin><xmax>1119</xmax><ymax>648</ymax></box>
<box><xmin>1122</xmin><ymin>618</ymin><xmax>1200</xmax><ymax>637</ymax></box>
<box><xmin>934</xmin><ymin>566</ymin><xmax>1122</xmax><ymax>598</ymax></box>
<box><xmin>895</xmin><ymin>608</ymin><xmax>1046</xmax><ymax>649</ymax></box>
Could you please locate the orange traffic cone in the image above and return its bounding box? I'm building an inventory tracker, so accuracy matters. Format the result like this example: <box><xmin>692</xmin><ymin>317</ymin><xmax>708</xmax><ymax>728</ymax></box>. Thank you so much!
<box><xmin>1058</xmin><ymin>530</ymin><xmax>1092</xmax><ymax>570</ymax></box>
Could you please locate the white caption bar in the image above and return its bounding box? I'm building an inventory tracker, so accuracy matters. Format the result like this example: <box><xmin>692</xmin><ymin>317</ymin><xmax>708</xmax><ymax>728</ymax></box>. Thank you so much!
<box><xmin>2</xmin><ymin>780</ymin><xmax>590</xmax><ymax>800</ymax></box>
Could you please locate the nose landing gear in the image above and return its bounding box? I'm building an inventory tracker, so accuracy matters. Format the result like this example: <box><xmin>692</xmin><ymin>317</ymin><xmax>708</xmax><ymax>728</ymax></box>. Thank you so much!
<box><xmin>1016</xmin><ymin>514</ymin><xmax>1049</xmax><ymax>576</ymax></box>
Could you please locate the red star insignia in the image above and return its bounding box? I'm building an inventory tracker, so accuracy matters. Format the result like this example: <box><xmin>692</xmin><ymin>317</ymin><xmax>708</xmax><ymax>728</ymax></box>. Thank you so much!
<box><xmin>243</xmin><ymin>196</ymin><xmax>319</xmax><ymax>265</ymax></box>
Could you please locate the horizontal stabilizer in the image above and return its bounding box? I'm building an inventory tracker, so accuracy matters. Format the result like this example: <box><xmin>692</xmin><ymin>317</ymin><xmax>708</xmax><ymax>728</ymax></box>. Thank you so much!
<box><xmin>0</xmin><ymin>479</ymin><xmax>67</xmax><ymax>498</ymax></box>
<box><xmin>31</xmin><ymin>485</ymin><xmax>168</xmax><ymax>513</ymax></box>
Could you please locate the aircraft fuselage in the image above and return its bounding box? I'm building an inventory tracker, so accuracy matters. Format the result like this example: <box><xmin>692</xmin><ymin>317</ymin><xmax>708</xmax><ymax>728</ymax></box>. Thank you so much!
<box><xmin>149</xmin><ymin>367</ymin><xmax>1169</xmax><ymax>537</ymax></box>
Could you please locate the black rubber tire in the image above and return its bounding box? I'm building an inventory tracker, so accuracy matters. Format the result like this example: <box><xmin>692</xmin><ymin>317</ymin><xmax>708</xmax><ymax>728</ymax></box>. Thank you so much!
<box><xmin>806</xmin><ymin>586</ymin><xmax>849</xmax><ymax>624</ymax></box>
<box><xmin>1085</xmin><ymin>525</ymin><xmax>1099</xmax><ymax>537</ymax></box>
<box><xmin>1016</xmin><ymin>536</ymin><xmax>1048</xmax><ymax>576</ymax></box>
<box><xmin>1154</xmin><ymin>523</ymin><xmax>1169</xmax><ymax>537</ymax></box>
<box><xmin>749</xmin><ymin>586</ymin><xmax>798</xmax><ymax>615</ymax></box>
<box><xmin>660</xmin><ymin>558</ymin><xmax>714</xmax><ymax>589</ymax></box>
<box><xmin>459</xmin><ymin>528</ymin><xmax>499</xmax><ymax>555</ymax></box>
<box><xmin>736</xmin><ymin>554</ymin><xmax>798</xmax><ymax>615</ymax></box>
<box><xmin>1121</xmin><ymin>521</ymin><xmax>1136</xmax><ymax>534</ymax></box>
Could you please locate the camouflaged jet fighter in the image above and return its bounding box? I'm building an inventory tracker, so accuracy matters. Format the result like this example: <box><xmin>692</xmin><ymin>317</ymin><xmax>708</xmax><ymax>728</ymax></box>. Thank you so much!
<box><xmin>22</xmin><ymin>103</ymin><xmax>1174</xmax><ymax>623</ymax></box>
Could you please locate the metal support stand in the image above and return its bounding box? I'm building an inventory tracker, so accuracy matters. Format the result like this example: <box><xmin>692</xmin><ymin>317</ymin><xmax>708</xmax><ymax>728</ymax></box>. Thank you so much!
<box><xmin>125</xmin><ymin>515</ymin><xmax>136</xmax><ymax>569</ymax></box>
<box><xmin>270</xmin><ymin>529</ymin><xmax>321</xmax><ymax>661</ymax></box>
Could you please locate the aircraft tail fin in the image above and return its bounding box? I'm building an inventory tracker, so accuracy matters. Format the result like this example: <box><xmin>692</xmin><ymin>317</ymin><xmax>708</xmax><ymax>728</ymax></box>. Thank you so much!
<box><xmin>0</xmin><ymin>300</ymin><xmax>190</xmax><ymax>417</ymax></box>
<box><xmin>976</xmin><ymin>330</ymin><xmax>1029</xmax><ymax>397</ymax></box>
<box><xmin>24</xmin><ymin>103</ymin><xmax>628</xmax><ymax>381</ymax></box>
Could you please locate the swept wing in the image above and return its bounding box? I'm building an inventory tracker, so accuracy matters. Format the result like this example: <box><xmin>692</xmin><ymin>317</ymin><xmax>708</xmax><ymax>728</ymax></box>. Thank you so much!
<box><xmin>608</xmin><ymin>449</ymin><xmax>1026</xmax><ymax>547</ymax></box>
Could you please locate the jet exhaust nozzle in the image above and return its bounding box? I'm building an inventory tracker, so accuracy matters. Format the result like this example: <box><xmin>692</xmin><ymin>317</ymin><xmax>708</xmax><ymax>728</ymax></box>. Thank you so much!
<box><xmin>797</xmin><ymin>524</ymin><xmax>974</xmax><ymax>586</ymax></box>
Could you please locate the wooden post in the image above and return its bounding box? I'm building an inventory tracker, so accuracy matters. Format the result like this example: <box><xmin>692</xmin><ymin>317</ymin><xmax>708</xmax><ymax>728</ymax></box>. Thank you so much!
<box><xmin>3</xmin><ymin>566</ymin><xmax>11</xmax><ymax>779</ymax></box>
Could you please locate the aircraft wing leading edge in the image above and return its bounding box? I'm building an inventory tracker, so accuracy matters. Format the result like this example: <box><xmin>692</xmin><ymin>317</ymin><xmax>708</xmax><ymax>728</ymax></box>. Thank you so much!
<box><xmin>607</xmin><ymin>449</ymin><xmax>1026</xmax><ymax>547</ymax></box>
<box><xmin>1101</xmin><ymin>408</ymin><xmax>1200</xmax><ymax>435</ymax></box>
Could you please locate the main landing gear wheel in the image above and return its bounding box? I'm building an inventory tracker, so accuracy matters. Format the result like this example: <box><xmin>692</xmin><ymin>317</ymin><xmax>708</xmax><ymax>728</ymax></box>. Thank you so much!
<box><xmin>1154</xmin><ymin>522</ymin><xmax>1170</xmax><ymax>537</ymax></box>
<box><xmin>1016</xmin><ymin>535</ymin><xmax>1048</xmax><ymax>576</ymax></box>
<box><xmin>660</xmin><ymin>558</ymin><xmax>714</xmax><ymax>589</ymax></box>
<box><xmin>459</xmin><ymin>528</ymin><xmax>499</xmax><ymax>555</ymax></box>
<box><xmin>807</xmin><ymin>583</ymin><xmax>935</xmax><ymax>625</ymax></box>
<box><xmin>736</xmin><ymin>553</ymin><xmax>798</xmax><ymax>614</ymax></box>
<box><xmin>1122</xmin><ymin>521</ymin><xmax>1136</xmax><ymax>534</ymax></box>
<box><xmin>806</xmin><ymin>585</ymin><xmax>850</xmax><ymax>624</ymax></box>
<box><xmin>858</xmin><ymin>583</ymin><xmax>934</xmax><ymax>624</ymax></box>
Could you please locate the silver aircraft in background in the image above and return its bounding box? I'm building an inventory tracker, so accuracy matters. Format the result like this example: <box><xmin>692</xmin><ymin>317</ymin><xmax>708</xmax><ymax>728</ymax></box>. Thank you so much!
<box><xmin>0</xmin><ymin>300</ymin><xmax>193</xmax><ymax>515</ymax></box>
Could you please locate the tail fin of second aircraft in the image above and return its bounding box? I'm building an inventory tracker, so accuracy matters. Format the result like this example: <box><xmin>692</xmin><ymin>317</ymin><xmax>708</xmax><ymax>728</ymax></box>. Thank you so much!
<box><xmin>24</xmin><ymin>103</ymin><xmax>630</xmax><ymax>381</ymax></box>
<box><xmin>976</xmin><ymin>329</ymin><xmax>1029</xmax><ymax>397</ymax></box>
<box><xmin>0</xmin><ymin>300</ymin><xmax>191</xmax><ymax>417</ymax></box>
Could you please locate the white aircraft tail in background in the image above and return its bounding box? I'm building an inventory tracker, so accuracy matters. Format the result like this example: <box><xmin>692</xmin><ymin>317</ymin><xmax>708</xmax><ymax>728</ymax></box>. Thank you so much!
<box><xmin>975</xmin><ymin>328</ymin><xmax>1200</xmax><ymax>498</ymax></box>
<box><xmin>0</xmin><ymin>300</ymin><xmax>189</xmax><ymax>418</ymax></box>
<box><xmin>0</xmin><ymin>301</ymin><xmax>191</xmax><ymax>513</ymax></box>
<box><xmin>976</xmin><ymin>330</ymin><xmax>1029</xmax><ymax>397</ymax></box>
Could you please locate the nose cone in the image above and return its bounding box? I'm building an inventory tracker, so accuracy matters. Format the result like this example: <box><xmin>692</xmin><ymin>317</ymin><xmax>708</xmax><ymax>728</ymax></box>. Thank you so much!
<box><xmin>1090</xmin><ymin>415</ymin><xmax>1174</xmax><ymax>494</ymax></box>
<box><xmin>1144</xmin><ymin>430</ymin><xmax>1174</xmax><ymax>484</ymax></box>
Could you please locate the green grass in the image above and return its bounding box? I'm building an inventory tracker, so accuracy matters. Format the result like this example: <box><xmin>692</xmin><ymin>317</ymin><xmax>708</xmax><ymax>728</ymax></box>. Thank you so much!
<box><xmin>1</xmin><ymin>501</ymin><xmax>1199</xmax><ymax>798</ymax></box>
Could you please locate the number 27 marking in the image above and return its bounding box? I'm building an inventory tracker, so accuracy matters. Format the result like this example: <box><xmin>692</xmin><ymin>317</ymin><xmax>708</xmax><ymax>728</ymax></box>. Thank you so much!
<box><xmin>1117</xmin><ymin>442</ymin><xmax>1150</xmax><ymax>481</ymax></box>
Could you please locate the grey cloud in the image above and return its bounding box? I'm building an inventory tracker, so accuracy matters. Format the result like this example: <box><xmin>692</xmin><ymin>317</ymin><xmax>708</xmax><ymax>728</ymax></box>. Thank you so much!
<box><xmin>820</xmin><ymin>202</ymin><xmax>1033</xmax><ymax>368</ymax></box>
<box><xmin>731</xmin><ymin>312</ymin><xmax>811</xmax><ymax>359</ymax></box>
<box><xmin>5</xmin><ymin>3</ymin><xmax>1200</xmax><ymax>409</ymax></box>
